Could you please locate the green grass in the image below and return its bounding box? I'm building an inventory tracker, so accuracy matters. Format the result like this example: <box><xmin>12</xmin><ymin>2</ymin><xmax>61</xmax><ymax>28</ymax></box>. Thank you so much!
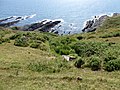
<box><xmin>0</xmin><ymin>15</ymin><xmax>120</xmax><ymax>90</ymax></box>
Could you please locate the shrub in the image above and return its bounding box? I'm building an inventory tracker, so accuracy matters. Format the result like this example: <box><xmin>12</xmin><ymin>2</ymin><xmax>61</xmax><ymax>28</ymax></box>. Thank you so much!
<box><xmin>2</xmin><ymin>38</ymin><xmax>10</xmax><ymax>43</ymax></box>
<box><xmin>77</xmin><ymin>36</ymin><xmax>83</xmax><ymax>40</ymax></box>
<box><xmin>60</xmin><ymin>37</ymin><xmax>77</xmax><ymax>45</ymax></box>
<box><xmin>28</xmin><ymin>60</ymin><xmax>71</xmax><ymax>73</ymax></box>
<box><xmin>30</xmin><ymin>42</ymin><xmax>40</xmax><ymax>48</ymax></box>
<box><xmin>11</xmin><ymin>26</ymin><xmax>19</xmax><ymax>30</ymax></box>
<box><xmin>10</xmin><ymin>33</ymin><xmax>23</xmax><ymax>40</ymax></box>
<box><xmin>89</xmin><ymin>56</ymin><xmax>101</xmax><ymax>71</ymax></box>
<box><xmin>72</xmin><ymin>42</ymin><xmax>108</xmax><ymax>57</ymax></box>
<box><xmin>104</xmin><ymin>59</ymin><xmax>120</xmax><ymax>72</ymax></box>
<box><xmin>55</xmin><ymin>45</ymin><xmax>74</xmax><ymax>55</ymax></box>
<box><xmin>74</xmin><ymin>58</ymin><xmax>85</xmax><ymax>68</ymax></box>
<box><xmin>28</xmin><ymin>62</ymin><xmax>49</xmax><ymax>72</ymax></box>
<box><xmin>14</xmin><ymin>36</ymin><xmax>29</xmax><ymax>47</ymax></box>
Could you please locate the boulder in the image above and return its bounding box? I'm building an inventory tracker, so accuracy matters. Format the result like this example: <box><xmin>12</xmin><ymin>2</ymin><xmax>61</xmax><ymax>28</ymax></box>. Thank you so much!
<box><xmin>112</xmin><ymin>13</ymin><xmax>120</xmax><ymax>17</ymax></box>
<box><xmin>62</xmin><ymin>55</ymin><xmax>76</xmax><ymax>61</ymax></box>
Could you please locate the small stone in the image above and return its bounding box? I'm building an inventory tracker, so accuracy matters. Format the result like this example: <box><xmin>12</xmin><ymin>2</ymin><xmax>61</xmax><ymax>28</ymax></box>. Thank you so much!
<box><xmin>77</xmin><ymin>77</ymin><xmax>82</xmax><ymax>81</ymax></box>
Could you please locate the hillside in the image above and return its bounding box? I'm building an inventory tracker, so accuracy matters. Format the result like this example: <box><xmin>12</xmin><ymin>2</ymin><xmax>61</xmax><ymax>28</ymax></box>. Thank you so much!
<box><xmin>0</xmin><ymin>16</ymin><xmax>120</xmax><ymax>90</ymax></box>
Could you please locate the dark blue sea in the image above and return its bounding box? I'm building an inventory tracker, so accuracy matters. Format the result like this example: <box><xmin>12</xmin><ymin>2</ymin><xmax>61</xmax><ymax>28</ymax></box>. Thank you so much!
<box><xmin>0</xmin><ymin>0</ymin><xmax>120</xmax><ymax>33</ymax></box>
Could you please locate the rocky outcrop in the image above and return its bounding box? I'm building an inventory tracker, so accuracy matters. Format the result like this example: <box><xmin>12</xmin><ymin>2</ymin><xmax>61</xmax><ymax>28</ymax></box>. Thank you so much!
<box><xmin>82</xmin><ymin>13</ymin><xmax>120</xmax><ymax>32</ymax></box>
<box><xmin>0</xmin><ymin>15</ymin><xmax>61</xmax><ymax>34</ymax></box>
<box><xmin>82</xmin><ymin>15</ymin><xmax>108</xmax><ymax>32</ymax></box>
<box><xmin>0</xmin><ymin>20</ymin><xmax>20</xmax><ymax>27</ymax></box>
<box><xmin>112</xmin><ymin>13</ymin><xmax>120</xmax><ymax>17</ymax></box>
<box><xmin>21</xmin><ymin>19</ymin><xmax>61</xmax><ymax>33</ymax></box>
<box><xmin>0</xmin><ymin>15</ymin><xmax>36</xmax><ymax>27</ymax></box>
<box><xmin>0</xmin><ymin>16</ymin><xmax>14</xmax><ymax>23</ymax></box>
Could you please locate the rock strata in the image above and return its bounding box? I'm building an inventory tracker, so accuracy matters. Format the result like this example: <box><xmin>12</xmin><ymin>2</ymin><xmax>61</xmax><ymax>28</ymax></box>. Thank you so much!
<box><xmin>21</xmin><ymin>20</ymin><xmax>61</xmax><ymax>33</ymax></box>
<box><xmin>82</xmin><ymin>13</ymin><xmax>120</xmax><ymax>32</ymax></box>
<box><xmin>0</xmin><ymin>15</ymin><xmax>61</xmax><ymax>34</ymax></box>
<box><xmin>82</xmin><ymin>15</ymin><xmax>108</xmax><ymax>32</ymax></box>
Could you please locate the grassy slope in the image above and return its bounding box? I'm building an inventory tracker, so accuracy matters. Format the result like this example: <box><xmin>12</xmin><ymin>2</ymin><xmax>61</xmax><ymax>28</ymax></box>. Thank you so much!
<box><xmin>0</xmin><ymin>16</ymin><xmax>120</xmax><ymax>90</ymax></box>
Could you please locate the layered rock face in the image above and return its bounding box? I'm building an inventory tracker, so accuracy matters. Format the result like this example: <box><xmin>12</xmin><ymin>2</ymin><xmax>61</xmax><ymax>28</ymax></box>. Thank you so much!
<box><xmin>82</xmin><ymin>15</ymin><xmax>108</xmax><ymax>32</ymax></box>
<box><xmin>0</xmin><ymin>15</ymin><xmax>33</xmax><ymax>27</ymax></box>
<box><xmin>82</xmin><ymin>13</ymin><xmax>120</xmax><ymax>32</ymax></box>
<box><xmin>21</xmin><ymin>20</ymin><xmax>61</xmax><ymax>33</ymax></box>
<box><xmin>0</xmin><ymin>15</ymin><xmax>61</xmax><ymax>34</ymax></box>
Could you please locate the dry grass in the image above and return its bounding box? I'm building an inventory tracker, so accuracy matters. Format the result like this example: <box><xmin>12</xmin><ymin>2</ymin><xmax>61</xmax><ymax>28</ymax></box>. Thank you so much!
<box><xmin>0</xmin><ymin>42</ymin><xmax>120</xmax><ymax>90</ymax></box>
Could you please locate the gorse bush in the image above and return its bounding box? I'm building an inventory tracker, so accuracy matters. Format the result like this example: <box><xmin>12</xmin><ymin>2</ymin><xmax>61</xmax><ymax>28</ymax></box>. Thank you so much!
<box><xmin>38</xmin><ymin>43</ymin><xmax>48</xmax><ymax>51</ymax></box>
<box><xmin>14</xmin><ymin>36</ymin><xmax>29</xmax><ymax>47</ymax></box>
<box><xmin>28</xmin><ymin>62</ymin><xmax>49</xmax><ymax>72</ymax></box>
<box><xmin>12</xmin><ymin>32</ymin><xmax>53</xmax><ymax>50</ymax></box>
<box><xmin>55</xmin><ymin>45</ymin><xmax>74</xmax><ymax>55</ymax></box>
<box><xmin>104</xmin><ymin>59</ymin><xmax>120</xmax><ymax>72</ymax></box>
<box><xmin>28</xmin><ymin>60</ymin><xmax>71</xmax><ymax>73</ymax></box>
<box><xmin>72</xmin><ymin>42</ymin><xmax>108</xmax><ymax>57</ymax></box>
<box><xmin>10</xmin><ymin>33</ymin><xmax>22</xmax><ymax>40</ymax></box>
<box><xmin>30</xmin><ymin>42</ymin><xmax>40</xmax><ymax>48</ymax></box>
<box><xmin>49</xmin><ymin>37</ymin><xmax>77</xmax><ymax>55</ymax></box>
<box><xmin>89</xmin><ymin>56</ymin><xmax>101</xmax><ymax>71</ymax></box>
<box><xmin>77</xmin><ymin>36</ymin><xmax>84</xmax><ymax>40</ymax></box>
<box><xmin>74</xmin><ymin>58</ymin><xmax>85</xmax><ymax>68</ymax></box>
<box><xmin>0</xmin><ymin>38</ymin><xmax>10</xmax><ymax>44</ymax></box>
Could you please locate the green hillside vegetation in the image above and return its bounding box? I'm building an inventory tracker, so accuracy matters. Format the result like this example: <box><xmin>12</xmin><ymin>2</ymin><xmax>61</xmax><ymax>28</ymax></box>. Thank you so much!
<box><xmin>0</xmin><ymin>16</ymin><xmax>120</xmax><ymax>90</ymax></box>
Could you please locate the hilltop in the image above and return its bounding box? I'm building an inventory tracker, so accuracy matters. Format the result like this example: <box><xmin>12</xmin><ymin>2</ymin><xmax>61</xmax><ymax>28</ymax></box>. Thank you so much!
<box><xmin>0</xmin><ymin>15</ymin><xmax>120</xmax><ymax>90</ymax></box>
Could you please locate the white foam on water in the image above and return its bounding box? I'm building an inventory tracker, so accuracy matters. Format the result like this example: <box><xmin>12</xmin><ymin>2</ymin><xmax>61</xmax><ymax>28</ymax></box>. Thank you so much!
<box><xmin>53</xmin><ymin>19</ymin><xmax>64</xmax><ymax>23</ymax></box>
<box><xmin>29</xmin><ymin>14</ymin><xmax>36</xmax><ymax>18</ymax></box>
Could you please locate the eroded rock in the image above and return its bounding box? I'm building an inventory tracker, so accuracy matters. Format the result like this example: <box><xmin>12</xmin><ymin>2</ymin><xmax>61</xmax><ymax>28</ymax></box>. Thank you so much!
<box><xmin>21</xmin><ymin>19</ymin><xmax>61</xmax><ymax>33</ymax></box>
<box><xmin>82</xmin><ymin>15</ymin><xmax>108</xmax><ymax>32</ymax></box>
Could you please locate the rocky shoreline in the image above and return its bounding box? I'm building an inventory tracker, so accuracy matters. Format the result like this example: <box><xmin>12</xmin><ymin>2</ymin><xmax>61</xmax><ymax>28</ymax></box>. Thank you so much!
<box><xmin>0</xmin><ymin>15</ymin><xmax>62</xmax><ymax>34</ymax></box>
<box><xmin>82</xmin><ymin>13</ymin><xmax>120</xmax><ymax>32</ymax></box>
<box><xmin>0</xmin><ymin>13</ymin><xmax>120</xmax><ymax>34</ymax></box>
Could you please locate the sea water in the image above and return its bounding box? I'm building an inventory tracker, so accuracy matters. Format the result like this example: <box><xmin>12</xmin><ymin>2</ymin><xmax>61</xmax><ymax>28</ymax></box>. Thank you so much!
<box><xmin>0</xmin><ymin>0</ymin><xmax>120</xmax><ymax>33</ymax></box>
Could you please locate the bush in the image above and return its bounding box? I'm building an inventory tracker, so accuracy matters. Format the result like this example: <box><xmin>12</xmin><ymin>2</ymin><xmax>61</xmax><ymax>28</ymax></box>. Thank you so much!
<box><xmin>74</xmin><ymin>58</ymin><xmax>85</xmax><ymax>68</ymax></box>
<box><xmin>61</xmin><ymin>37</ymin><xmax>77</xmax><ymax>45</ymax></box>
<box><xmin>39</xmin><ymin>43</ymin><xmax>48</xmax><ymax>51</ymax></box>
<box><xmin>28</xmin><ymin>62</ymin><xmax>48</xmax><ymax>72</ymax></box>
<box><xmin>11</xmin><ymin>26</ymin><xmax>19</xmax><ymax>30</ymax></box>
<box><xmin>14</xmin><ymin>36</ymin><xmax>29</xmax><ymax>47</ymax></box>
<box><xmin>2</xmin><ymin>38</ymin><xmax>10</xmax><ymax>43</ymax></box>
<box><xmin>10</xmin><ymin>34</ymin><xmax>20</xmax><ymax>40</ymax></box>
<box><xmin>55</xmin><ymin>45</ymin><xmax>74</xmax><ymax>55</ymax></box>
<box><xmin>89</xmin><ymin>56</ymin><xmax>101</xmax><ymax>71</ymax></box>
<box><xmin>28</xmin><ymin>60</ymin><xmax>71</xmax><ymax>73</ymax></box>
<box><xmin>30</xmin><ymin>42</ymin><xmax>40</xmax><ymax>48</ymax></box>
<box><xmin>104</xmin><ymin>59</ymin><xmax>120</xmax><ymax>72</ymax></box>
<box><xmin>72</xmin><ymin>42</ymin><xmax>108</xmax><ymax>57</ymax></box>
<box><xmin>77</xmin><ymin>36</ymin><xmax>83</xmax><ymax>40</ymax></box>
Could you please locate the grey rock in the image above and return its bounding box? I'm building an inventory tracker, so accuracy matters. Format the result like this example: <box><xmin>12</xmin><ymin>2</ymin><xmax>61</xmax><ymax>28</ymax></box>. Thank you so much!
<box><xmin>112</xmin><ymin>13</ymin><xmax>120</xmax><ymax>17</ymax></box>
<box><xmin>0</xmin><ymin>20</ymin><xmax>20</xmax><ymax>27</ymax></box>
<box><xmin>21</xmin><ymin>19</ymin><xmax>61</xmax><ymax>33</ymax></box>
<box><xmin>0</xmin><ymin>16</ymin><xmax>14</xmax><ymax>23</ymax></box>
<box><xmin>82</xmin><ymin>13</ymin><xmax>120</xmax><ymax>32</ymax></box>
<box><xmin>82</xmin><ymin>15</ymin><xmax>108</xmax><ymax>32</ymax></box>
<box><xmin>0</xmin><ymin>15</ymin><xmax>36</xmax><ymax>27</ymax></box>
<box><xmin>62</xmin><ymin>55</ymin><xmax>76</xmax><ymax>61</ymax></box>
